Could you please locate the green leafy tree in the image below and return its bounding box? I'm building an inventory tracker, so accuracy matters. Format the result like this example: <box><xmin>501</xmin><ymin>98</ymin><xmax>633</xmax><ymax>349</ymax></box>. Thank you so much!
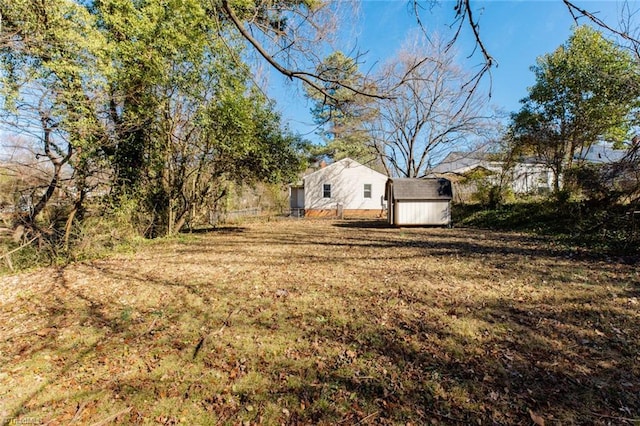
<box><xmin>0</xmin><ymin>0</ymin><xmax>109</xmax><ymax>237</ymax></box>
<box><xmin>92</xmin><ymin>0</ymin><xmax>307</xmax><ymax>236</ymax></box>
<box><xmin>1</xmin><ymin>0</ymin><xmax>308</xmax><ymax>242</ymax></box>
<box><xmin>510</xmin><ymin>25</ymin><xmax>640</xmax><ymax>193</ymax></box>
<box><xmin>305</xmin><ymin>51</ymin><xmax>379</xmax><ymax>163</ymax></box>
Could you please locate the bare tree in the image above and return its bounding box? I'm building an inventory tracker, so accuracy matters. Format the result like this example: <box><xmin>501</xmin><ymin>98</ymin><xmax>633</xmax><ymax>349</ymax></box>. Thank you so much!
<box><xmin>0</xmin><ymin>87</ymin><xmax>80</xmax><ymax>243</ymax></box>
<box><xmin>0</xmin><ymin>134</ymin><xmax>57</xmax><ymax>219</ymax></box>
<box><xmin>617</xmin><ymin>0</ymin><xmax>640</xmax><ymax>62</ymax></box>
<box><xmin>370</xmin><ymin>33</ymin><xmax>492</xmax><ymax>178</ymax></box>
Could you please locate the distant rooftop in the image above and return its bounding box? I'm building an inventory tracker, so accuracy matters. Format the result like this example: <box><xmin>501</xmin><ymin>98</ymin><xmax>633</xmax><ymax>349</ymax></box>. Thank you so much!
<box><xmin>433</xmin><ymin>145</ymin><xmax>626</xmax><ymax>174</ymax></box>
<box><xmin>431</xmin><ymin>151</ymin><xmax>503</xmax><ymax>174</ymax></box>
<box><xmin>575</xmin><ymin>145</ymin><xmax>626</xmax><ymax>163</ymax></box>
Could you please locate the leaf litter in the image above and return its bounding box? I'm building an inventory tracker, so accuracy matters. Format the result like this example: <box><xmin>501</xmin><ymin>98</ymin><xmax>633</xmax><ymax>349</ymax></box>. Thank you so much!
<box><xmin>0</xmin><ymin>219</ymin><xmax>638</xmax><ymax>424</ymax></box>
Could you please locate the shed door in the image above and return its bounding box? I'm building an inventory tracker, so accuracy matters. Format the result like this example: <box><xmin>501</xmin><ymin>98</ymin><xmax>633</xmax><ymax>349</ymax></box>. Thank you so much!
<box><xmin>396</xmin><ymin>201</ymin><xmax>450</xmax><ymax>225</ymax></box>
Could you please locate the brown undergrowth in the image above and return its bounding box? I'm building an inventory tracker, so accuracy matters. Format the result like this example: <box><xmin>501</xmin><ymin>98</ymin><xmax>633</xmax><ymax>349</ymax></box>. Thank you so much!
<box><xmin>0</xmin><ymin>219</ymin><xmax>638</xmax><ymax>425</ymax></box>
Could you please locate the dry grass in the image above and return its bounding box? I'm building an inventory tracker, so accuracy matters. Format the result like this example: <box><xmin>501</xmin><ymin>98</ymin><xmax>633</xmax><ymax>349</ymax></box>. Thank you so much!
<box><xmin>1</xmin><ymin>219</ymin><xmax>638</xmax><ymax>425</ymax></box>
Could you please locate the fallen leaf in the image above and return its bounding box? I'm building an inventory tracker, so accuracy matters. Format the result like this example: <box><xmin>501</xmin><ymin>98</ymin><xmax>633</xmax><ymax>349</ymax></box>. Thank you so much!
<box><xmin>529</xmin><ymin>409</ymin><xmax>545</xmax><ymax>426</ymax></box>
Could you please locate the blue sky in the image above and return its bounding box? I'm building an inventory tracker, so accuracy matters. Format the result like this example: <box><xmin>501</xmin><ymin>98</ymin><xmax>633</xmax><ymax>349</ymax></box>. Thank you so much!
<box><xmin>268</xmin><ymin>0</ymin><xmax>636</xmax><ymax>144</ymax></box>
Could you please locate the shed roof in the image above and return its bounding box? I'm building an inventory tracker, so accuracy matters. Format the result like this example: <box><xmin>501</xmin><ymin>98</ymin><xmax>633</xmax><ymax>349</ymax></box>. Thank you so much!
<box><xmin>388</xmin><ymin>178</ymin><xmax>452</xmax><ymax>200</ymax></box>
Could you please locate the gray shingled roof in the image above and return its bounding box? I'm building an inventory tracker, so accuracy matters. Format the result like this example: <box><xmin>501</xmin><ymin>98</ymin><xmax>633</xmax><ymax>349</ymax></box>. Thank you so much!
<box><xmin>432</xmin><ymin>152</ymin><xmax>479</xmax><ymax>174</ymax></box>
<box><xmin>433</xmin><ymin>146</ymin><xmax>625</xmax><ymax>175</ymax></box>
<box><xmin>388</xmin><ymin>178</ymin><xmax>452</xmax><ymax>200</ymax></box>
<box><xmin>431</xmin><ymin>151</ymin><xmax>505</xmax><ymax>174</ymax></box>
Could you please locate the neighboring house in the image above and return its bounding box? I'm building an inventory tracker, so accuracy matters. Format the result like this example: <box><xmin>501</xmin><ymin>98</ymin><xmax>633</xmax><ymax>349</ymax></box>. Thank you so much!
<box><xmin>290</xmin><ymin>158</ymin><xmax>388</xmax><ymax>218</ymax></box>
<box><xmin>574</xmin><ymin>144</ymin><xmax>626</xmax><ymax>164</ymax></box>
<box><xmin>431</xmin><ymin>151</ymin><xmax>554</xmax><ymax>202</ymax></box>
<box><xmin>386</xmin><ymin>178</ymin><xmax>453</xmax><ymax>226</ymax></box>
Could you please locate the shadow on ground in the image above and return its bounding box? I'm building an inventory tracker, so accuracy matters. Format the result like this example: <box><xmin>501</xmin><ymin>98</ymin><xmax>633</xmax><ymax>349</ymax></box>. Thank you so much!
<box><xmin>1</xmin><ymin>220</ymin><xmax>638</xmax><ymax>425</ymax></box>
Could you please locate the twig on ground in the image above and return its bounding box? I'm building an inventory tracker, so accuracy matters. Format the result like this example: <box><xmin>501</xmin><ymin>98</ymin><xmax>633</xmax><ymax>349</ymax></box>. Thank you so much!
<box><xmin>192</xmin><ymin>336</ymin><xmax>205</xmax><ymax>359</ymax></box>
<box><xmin>69</xmin><ymin>401</ymin><xmax>88</xmax><ymax>423</ymax></box>
<box><xmin>355</xmin><ymin>411</ymin><xmax>379</xmax><ymax>425</ymax></box>
<box><xmin>89</xmin><ymin>406</ymin><xmax>132</xmax><ymax>426</ymax></box>
<box><xmin>143</xmin><ymin>317</ymin><xmax>157</xmax><ymax>336</ymax></box>
<box><xmin>193</xmin><ymin>308</ymin><xmax>240</xmax><ymax>359</ymax></box>
<box><xmin>590</xmin><ymin>412</ymin><xmax>639</xmax><ymax>423</ymax></box>
<box><xmin>0</xmin><ymin>236</ymin><xmax>38</xmax><ymax>260</ymax></box>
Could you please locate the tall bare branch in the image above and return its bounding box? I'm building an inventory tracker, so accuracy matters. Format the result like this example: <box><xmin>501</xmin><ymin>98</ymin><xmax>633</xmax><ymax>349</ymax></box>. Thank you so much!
<box><xmin>220</xmin><ymin>0</ymin><xmax>386</xmax><ymax>101</ymax></box>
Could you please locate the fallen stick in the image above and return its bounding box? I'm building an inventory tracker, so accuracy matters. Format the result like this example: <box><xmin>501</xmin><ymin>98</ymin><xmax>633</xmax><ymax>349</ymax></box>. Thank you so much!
<box><xmin>192</xmin><ymin>308</ymin><xmax>239</xmax><ymax>359</ymax></box>
<box><xmin>591</xmin><ymin>412</ymin><xmax>640</xmax><ymax>423</ymax></box>
<box><xmin>89</xmin><ymin>406</ymin><xmax>132</xmax><ymax>426</ymax></box>
<box><xmin>69</xmin><ymin>401</ymin><xmax>88</xmax><ymax>424</ymax></box>
<box><xmin>355</xmin><ymin>411</ymin><xmax>379</xmax><ymax>425</ymax></box>
<box><xmin>0</xmin><ymin>236</ymin><xmax>38</xmax><ymax>260</ymax></box>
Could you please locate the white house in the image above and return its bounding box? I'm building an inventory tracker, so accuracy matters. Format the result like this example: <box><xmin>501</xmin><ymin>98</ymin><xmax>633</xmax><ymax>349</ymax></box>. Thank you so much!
<box><xmin>290</xmin><ymin>158</ymin><xmax>388</xmax><ymax>218</ymax></box>
<box><xmin>431</xmin><ymin>152</ymin><xmax>554</xmax><ymax>201</ymax></box>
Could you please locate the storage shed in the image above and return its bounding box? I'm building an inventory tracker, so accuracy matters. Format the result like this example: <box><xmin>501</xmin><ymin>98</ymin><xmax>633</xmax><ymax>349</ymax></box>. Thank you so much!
<box><xmin>386</xmin><ymin>178</ymin><xmax>453</xmax><ymax>226</ymax></box>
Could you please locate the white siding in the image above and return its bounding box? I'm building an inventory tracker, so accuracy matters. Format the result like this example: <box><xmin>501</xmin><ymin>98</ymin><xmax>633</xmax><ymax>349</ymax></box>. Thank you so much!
<box><xmin>394</xmin><ymin>201</ymin><xmax>450</xmax><ymax>225</ymax></box>
<box><xmin>303</xmin><ymin>159</ymin><xmax>388</xmax><ymax>210</ymax></box>
<box><xmin>511</xmin><ymin>164</ymin><xmax>554</xmax><ymax>193</ymax></box>
<box><xmin>433</xmin><ymin>154</ymin><xmax>556</xmax><ymax>195</ymax></box>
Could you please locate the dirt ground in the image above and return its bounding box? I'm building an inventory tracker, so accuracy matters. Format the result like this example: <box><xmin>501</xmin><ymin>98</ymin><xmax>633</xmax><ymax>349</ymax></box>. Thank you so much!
<box><xmin>1</xmin><ymin>219</ymin><xmax>638</xmax><ymax>425</ymax></box>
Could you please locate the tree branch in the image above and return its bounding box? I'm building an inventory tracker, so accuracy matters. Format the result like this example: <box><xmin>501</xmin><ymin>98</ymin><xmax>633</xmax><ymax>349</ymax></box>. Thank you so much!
<box><xmin>562</xmin><ymin>0</ymin><xmax>640</xmax><ymax>46</ymax></box>
<box><xmin>220</xmin><ymin>0</ymin><xmax>386</xmax><ymax>101</ymax></box>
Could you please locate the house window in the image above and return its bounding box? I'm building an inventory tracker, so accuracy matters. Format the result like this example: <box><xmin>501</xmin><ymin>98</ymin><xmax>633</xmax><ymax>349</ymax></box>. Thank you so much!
<box><xmin>323</xmin><ymin>183</ymin><xmax>331</xmax><ymax>198</ymax></box>
<box><xmin>363</xmin><ymin>183</ymin><xmax>372</xmax><ymax>198</ymax></box>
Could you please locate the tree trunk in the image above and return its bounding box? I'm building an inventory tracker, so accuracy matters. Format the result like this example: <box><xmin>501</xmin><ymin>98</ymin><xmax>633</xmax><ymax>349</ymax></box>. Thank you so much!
<box><xmin>26</xmin><ymin>117</ymin><xmax>72</xmax><ymax>227</ymax></box>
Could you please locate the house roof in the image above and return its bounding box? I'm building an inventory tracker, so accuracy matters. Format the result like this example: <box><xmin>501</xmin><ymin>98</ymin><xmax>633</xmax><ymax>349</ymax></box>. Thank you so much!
<box><xmin>575</xmin><ymin>144</ymin><xmax>626</xmax><ymax>163</ymax></box>
<box><xmin>388</xmin><ymin>178</ymin><xmax>453</xmax><ymax>200</ymax></box>
<box><xmin>302</xmin><ymin>157</ymin><xmax>387</xmax><ymax>180</ymax></box>
<box><xmin>433</xmin><ymin>145</ymin><xmax>626</xmax><ymax>175</ymax></box>
<box><xmin>431</xmin><ymin>151</ymin><xmax>503</xmax><ymax>175</ymax></box>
